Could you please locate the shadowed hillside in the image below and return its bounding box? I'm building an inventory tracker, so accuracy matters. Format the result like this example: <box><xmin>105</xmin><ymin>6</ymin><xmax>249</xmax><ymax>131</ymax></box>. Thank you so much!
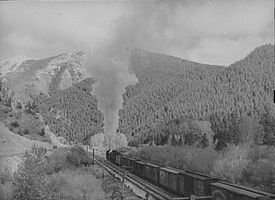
<box><xmin>37</xmin><ymin>78</ymin><xmax>104</xmax><ymax>144</ymax></box>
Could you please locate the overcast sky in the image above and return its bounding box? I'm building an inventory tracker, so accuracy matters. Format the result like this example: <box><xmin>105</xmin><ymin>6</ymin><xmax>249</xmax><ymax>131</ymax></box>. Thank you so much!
<box><xmin>0</xmin><ymin>0</ymin><xmax>273</xmax><ymax>65</ymax></box>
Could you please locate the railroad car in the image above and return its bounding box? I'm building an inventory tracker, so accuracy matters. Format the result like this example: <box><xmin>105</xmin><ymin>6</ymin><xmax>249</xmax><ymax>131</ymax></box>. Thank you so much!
<box><xmin>159</xmin><ymin>167</ymin><xmax>179</xmax><ymax>194</ymax></box>
<box><xmin>106</xmin><ymin>150</ymin><xmax>275</xmax><ymax>200</ymax></box>
<box><xmin>115</xmin><ymin>154</ymin><xmax>122</xmax><ymax>166</ymax></box>
<box><xmin>126</xmin><ymin>157</ymin><xmax>135</xmax><ymax>170</ymax></box>
<box><xmin>109</xmin><ymin>150</ymin><xmax>119</xmax><ymax>163</ymax></box>
<box><xmin>135</xmin><ymin>160</ymin><xmax>146</xmax><ymax>178</ymax></box>
<box><xmin>179</xmin><ymin>170</ymin><xmax>218</xmax><ymax>196</ymax></box>
<box><xmin>121</xmin><ymin>156</ymin><xmax>127</xmax><ymax>166</ymax></box>
<box><xmin>144</xmin><ymin>163</ymin><xmax>160</xmax><ymax>183</ymax></box>
<box><xmin>120</xmin><ymin>155</ymin><xmax>134</xmax><ymax>170</ymax></box>
<box><xmin>210</xmin><ymin>181</ymin><xmax>275</xmax><ymax>200</ymax></box>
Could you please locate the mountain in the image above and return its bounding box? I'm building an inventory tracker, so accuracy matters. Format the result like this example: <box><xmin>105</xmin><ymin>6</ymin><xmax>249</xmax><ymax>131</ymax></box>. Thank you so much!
<box><xmin>0</xmin><ymin>55</ymin><xmax>28</xmax><ymax>77</ymax></box>
<box><xmin>0</xmin><ymin>51</ymin><xmax>104</xmax><ymax>144</ymax></box>
<box><xmin>1</xmin><ymin>45</ymin><xmax>274</xmax><ymax>147</ymax></box>
<box><xmin>118</xmin><ymin>44</ymin><xmax>275</xmax><ymax>147</ymax></box>
<box><xmin>0</xmin><ymin>51</ymin><xmax>88</xmax><ymax>103</ymax></box>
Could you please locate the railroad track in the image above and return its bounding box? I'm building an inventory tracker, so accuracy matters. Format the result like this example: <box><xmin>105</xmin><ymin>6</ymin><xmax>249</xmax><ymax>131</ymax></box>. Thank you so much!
<box><xmin>93</xmin><ymin>155</ymin><xmax>177</xmax><ymax>200</ymax></box>
<box><xmin>92</xmin><ymin>155</ymin><xmax>212</xmax><ymax>200</ymax></box>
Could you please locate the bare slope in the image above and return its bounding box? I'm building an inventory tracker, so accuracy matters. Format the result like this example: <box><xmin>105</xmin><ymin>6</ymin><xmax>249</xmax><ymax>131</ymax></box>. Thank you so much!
<box><xmin>0</xmin><ymin>51</ymin><xmax>88</xmax><ymax>103</ymax></box>
<box><xmin>0</xmin><ymin>122</ymin><xmax>52</xmax><ymax>158</ymax></box>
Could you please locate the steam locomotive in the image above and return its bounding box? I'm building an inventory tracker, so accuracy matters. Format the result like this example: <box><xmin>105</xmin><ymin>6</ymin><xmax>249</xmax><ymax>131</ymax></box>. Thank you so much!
<box><xmin>106</xmin><ymin>150</ymin><xmax>275</xmax><ymax>200</ymax></box>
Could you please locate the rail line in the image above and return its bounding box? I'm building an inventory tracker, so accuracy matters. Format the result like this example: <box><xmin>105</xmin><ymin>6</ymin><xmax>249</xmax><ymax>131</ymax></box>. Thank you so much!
<box><xmin>92</xmin><ymin>155</ymin><xmax>212</xmax><ymax>200</ymax></box>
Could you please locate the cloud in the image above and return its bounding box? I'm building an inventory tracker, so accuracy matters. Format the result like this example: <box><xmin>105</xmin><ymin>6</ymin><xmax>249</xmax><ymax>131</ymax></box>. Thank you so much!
<box><xmin>0</xmin><ymin>0</ymin><xmax>273</xmax><ymax>64</ymax></box>
<box><xmin>186</xmin><ymin>36</ymin><xmax>269</xmax><ymax>65</ymax></box>
<box><xmin>0</xmin><ymin>1</ymin><xmax>124</xmax><ymax>58</ymax></box>
<box><xmin>180</xmin><ymin>0</ymin><xmax>272</xmax><ymax>38</ymax></box>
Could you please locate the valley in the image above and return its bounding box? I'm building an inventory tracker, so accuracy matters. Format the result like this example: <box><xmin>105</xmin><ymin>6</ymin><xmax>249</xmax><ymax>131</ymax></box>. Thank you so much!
<box><xmin>0</xmin><ymin>45</ymin><xmax>274</xmax><ymax>198</ymax></box>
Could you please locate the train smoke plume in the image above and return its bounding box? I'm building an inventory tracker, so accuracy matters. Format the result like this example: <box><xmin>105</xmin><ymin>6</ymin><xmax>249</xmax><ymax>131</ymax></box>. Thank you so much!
<box><xmin>87</xmin><ymin>41</ymin><xmax>138</xmax><ymax>149</ymax></box>
<box><xmin>86</xmin><ymin>1</ymin><xmax>178</xmax><ymax>149</ymax></box>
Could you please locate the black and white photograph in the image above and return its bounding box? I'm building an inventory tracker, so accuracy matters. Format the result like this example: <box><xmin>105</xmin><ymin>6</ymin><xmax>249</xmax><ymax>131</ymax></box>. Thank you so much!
<box><xmin>0</xmin><ymin>0</ymin><xmax>274</xmax><ymax>199</ymax></box>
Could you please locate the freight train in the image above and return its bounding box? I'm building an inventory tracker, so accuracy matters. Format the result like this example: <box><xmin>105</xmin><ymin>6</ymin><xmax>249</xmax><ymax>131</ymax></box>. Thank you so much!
<box><xmin>106</xmin><ymin>150</ymin><xmax>275</xmax><ymax>200</ymax></box>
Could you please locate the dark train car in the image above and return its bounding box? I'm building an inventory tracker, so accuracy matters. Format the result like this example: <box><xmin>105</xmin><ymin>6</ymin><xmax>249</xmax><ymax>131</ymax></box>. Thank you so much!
<box><xmin>144</xmin><ymin>163</ymin><xmax>160</xmax><ymax>183</ymax></box>
<box><xmin>133</xmin><ymin>160</ymin><xmax>139</xmax><ymax>175</ymax></box>
<box><xmin>178</xmin><ymin>170</ymin><xmax>218</xmax><ymax>196</ymax></box>
<box><xmin>121</xmin><ymin>156</ymin><xmax>128</xmax><ymax>166</ymax></box>
<box><xmin>135</xmin><ymin>160</ymin><xmax>146</xmax><ymax>178</ymax></box>
<box><xmin>159</xmin><ymin>167</ymin><xmax>179</xmax><ymax>194</ymax></box>
<box><xmin>127</xmin><ymin>157</ymin><xmax>136</xmax><ymax>170</ymax></box>
<box><xmin>210</xmin><ymin>181</ymin><xmax>275</xmax><ymax>200</ymax></box>
<box><xmin>109</xmin><ymin>150</ymin><xmax>120</xmax><ymax>164</ymax></box>
<box><xmin>121</xmin><ymin>156</ymin><xmax>135</xmax><ymax>170</ymax></box>
<box><xmin>115</xmin><ymin>154</ymin><xmax>123</xmax><ymax>166</ymax></box>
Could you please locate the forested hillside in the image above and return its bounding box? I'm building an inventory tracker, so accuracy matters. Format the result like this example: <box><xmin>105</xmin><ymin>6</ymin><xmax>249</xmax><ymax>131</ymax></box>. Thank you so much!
<box><xmin>0</xmin><ymin>52</ymin><xmax>104</xmax><ymax>144</ymax></box>
<box><xmin>118</xmin><ymin>44</ymin><xmax>275</xmax><ymax>148</ymax></box>
<box><xmin>37</xmin><ymin>78</ymin><xmax>104</xmax><ymax>144</ymax></box>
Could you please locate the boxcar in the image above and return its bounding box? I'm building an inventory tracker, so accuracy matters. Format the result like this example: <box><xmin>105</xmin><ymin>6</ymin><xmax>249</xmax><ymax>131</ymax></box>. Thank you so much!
<box><xmin>144</xmin><ymin>163</ymin><xmax>160</xmax><ymax>183</ymax></box>
<box><xmin>121</xmin><ymin>156</ymin><xmax>128</xmax><ymax>167</ymax></box>
<box><xmin>210</xmin><ymin>182</ymin><xmax>275</xmax><ymax>200</ymax></box>
<box><xmin>109</xmin><ymin>151</ymin><xmax>116</xmax><ymax>163</ymax></box>
<box><xmin>135</xmin><ymin>161</ymin><xmax>146</xmax><ymax>178</ymax></box>
<box><xmin>127</xmin><ymin>157</ymin><xmax>135</xmax><ymax>170</ymax></box>
<box><xmin>120</xmin><ymin>156</ymin><xmax>135</xmax><ymax>170</ymax></box>
<box><xmin>159</xmin><ymin>167</ymin><xmax>179</xmax><ymax>194</ymax></box>
<box><xmin>179</xmin><ymin>171</ymin><xmax>218</xmax><ymax>196</ymax></box>
<box><xmin>115</xmin><ymin>154</ymin><xmax>122</xmax><ymax>166</ymax></box>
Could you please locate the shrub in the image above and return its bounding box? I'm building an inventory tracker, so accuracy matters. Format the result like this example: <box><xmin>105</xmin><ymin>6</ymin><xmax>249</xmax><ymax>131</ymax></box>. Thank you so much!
<box><xmin>16</xmin><ymin>102</ymin><xmax>22</xmax><ymax>109</ymax></box>
<box><xmin>0</xmin><ymin>168</ymin><xmax>13</xmax><ymax>200</ymax></box>
<box><xmin>131</xmin><ymin>145</ymin><xmax>218</xmax><ymax>174</ymax></box>
<box><xmin>23</xmin><ymin>128</ymin><xmax>30</xmax><ymax>135</ymax></box>
<box><xmin>211</xmin><ymin>144</ymin><xmax>250</xmax><ymax>183</ymax></box>
<box><xmin>211</xmin><ymin>144</ymin><xmax>275</xmax><ymax>193</ymax></box>
<box><xmin>12</xmin><ymin>145</ymin><xmax>54</xmax><ymax>200</ymax></box>
<box><xmin>0</xmin><ymin>182</ymin><xmax>12</xmax><ymax>200</ymax></box>
<box><xmin>0</xmin><ymin>168</ymin><xmax>13</xmax><ymax>184</ymax></box>
<box><xmin>102</xmin><ymin>173</ymin><xmax>140</xmax><ymax>200</ymax></box>
<box><xmin>186</xmin><ymin>146</ymin><xmax>218</xmax><ymax>174</ymax></box>
<box><xmin>10</xmin><ymin>121</ymin><xmax>19</xmax><ymax>128</ymax></box>
<box><xmin>242</xmin><ymin>145</ymin><xmax>275</xmax><ymax>193</ymax></box>
<box><xmin>132</xmin><ymin>144</ymin><xmax>275</xmax><ymax>193</ymax></box>
<box><xmin>66</xmin><ymin>145</ymin><xmax>92</xmax><ymax>167</ymax></box>
<box><xmin>46</xmin><ymin>169</ymin><xmax>105</xmax><ymax>200</ymax></box>
<box><xmin>45</xmin><ymin>148</ymin><xmax>71</xmax><ymax>174</ymax></box>
<box><xmin>39</xmin><ymin>127</ymin><xmax>45</xmax><ymax>136</ymax></box>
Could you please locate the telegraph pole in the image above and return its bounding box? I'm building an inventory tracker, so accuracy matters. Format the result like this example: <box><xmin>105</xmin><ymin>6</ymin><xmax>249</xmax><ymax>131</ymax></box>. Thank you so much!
<box><xmin>92</xmin><ymin>148</ymin><xmax>95</xmax><ymax>165</ymax></box>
